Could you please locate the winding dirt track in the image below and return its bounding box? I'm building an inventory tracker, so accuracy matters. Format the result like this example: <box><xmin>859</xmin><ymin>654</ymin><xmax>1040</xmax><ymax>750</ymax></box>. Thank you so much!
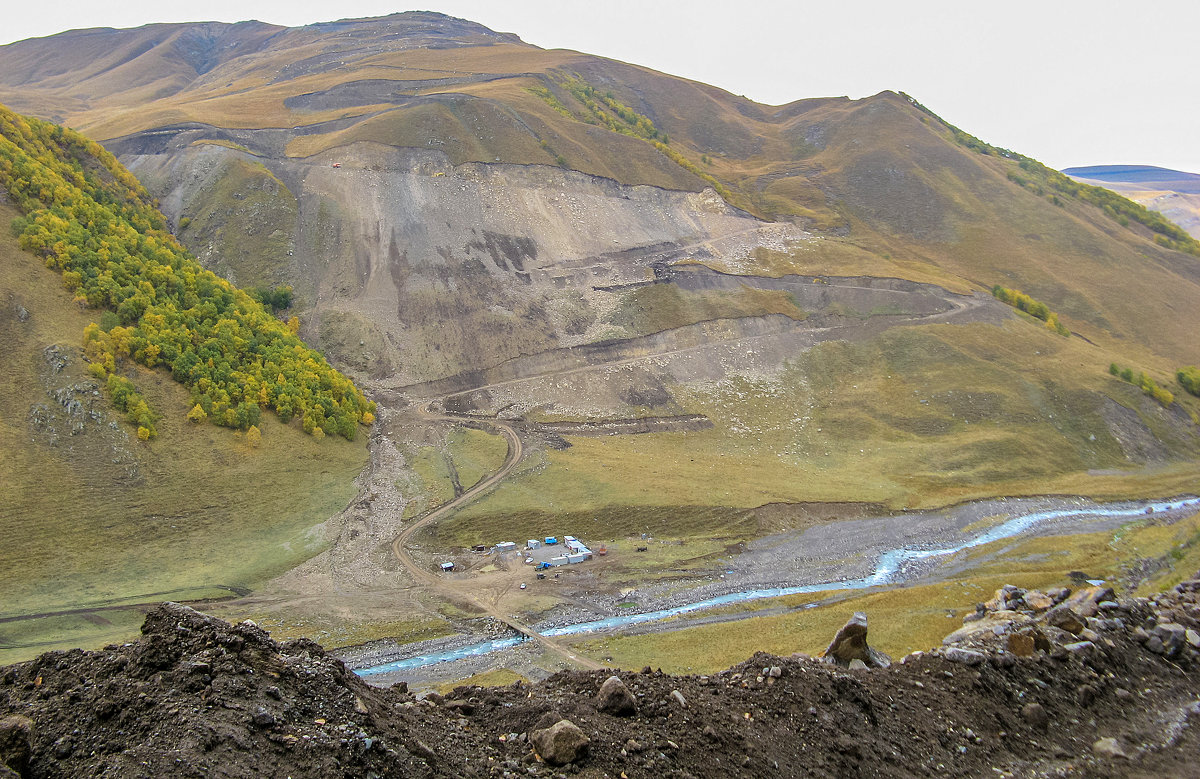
<box><xmin>384</xmin><ymin>281</ymin><xmax>995</xmax><ymax>671</ymax></box>
<box><xmin>390</xmin><ymin>408</ymin><xmax>601</xmax><ymax>670</ymax></box>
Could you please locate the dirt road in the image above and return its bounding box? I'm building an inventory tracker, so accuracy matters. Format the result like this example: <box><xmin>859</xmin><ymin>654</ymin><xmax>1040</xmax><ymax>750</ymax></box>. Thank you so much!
<box><xmin>389</xmin><ymin>407</ymin><xmax>602</xmax><ymax>670</ymax></box>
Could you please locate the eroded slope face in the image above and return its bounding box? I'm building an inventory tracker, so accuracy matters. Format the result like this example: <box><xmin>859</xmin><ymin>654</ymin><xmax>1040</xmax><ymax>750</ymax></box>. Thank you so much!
<box><xmin>127</xmin><ymin>139</ymin><xmax>796</xmax><ymax>384</ymax></box>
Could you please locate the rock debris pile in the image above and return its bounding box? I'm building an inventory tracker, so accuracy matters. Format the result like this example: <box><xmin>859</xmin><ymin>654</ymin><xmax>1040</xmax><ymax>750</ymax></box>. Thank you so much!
<box><xmin>2</xmin><ymin>578</ymin><xmax>1200</xmax><ymax>777</ymax></box>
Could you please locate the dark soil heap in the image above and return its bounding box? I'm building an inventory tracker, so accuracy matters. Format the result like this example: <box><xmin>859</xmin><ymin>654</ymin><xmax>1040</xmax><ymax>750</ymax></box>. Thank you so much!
<box><xmin>3</xmin><ymin>579</ymin><xmax>1200</xmax><ymax>778</ymax></box>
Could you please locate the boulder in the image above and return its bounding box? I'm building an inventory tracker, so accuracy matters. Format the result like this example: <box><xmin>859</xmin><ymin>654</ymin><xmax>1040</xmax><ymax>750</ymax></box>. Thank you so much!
<box><xmin>1092</xmin><ymin>737</ymin><xmax>1129</xmax><ymax>759</ymax></box>
<box><xmin>0</xmin><ymin>716</ymin><xmax>32</xmax><ymax>776</ymax></box>
<box><xmin>821</xmin><ymin>612</ymin><xmax>892</xmax><ymax>668</ymax></box>
<box><xmin>596</xmin><ymin>676</ymin><xmax>637</xmax><ymax>716</ymax></box>
<box><xmin>1022</xmin><ymin>591</ymin><xmax>1054</xmax><ymax>611</ymax></box>
<box><xmin>530</xmin><ymin>719</ymin><xmax>590</xmax><ymax>766</ymax></box>
<box><xmin>1062</xmin><ymin>586</ymin><xmax>1114</xmax><ymax>617</ymax></box>
<box><xmin>1020</xmin><ymin>702</ymin><xmax>1048</xmax><ymax>730</ymax></box>
<box><xmin>1045</xmin><ymin>605</ymin><xmax>1086</xmax><ymax>635</ymax></box>
<box><xmin>1151</xmin><ymin>623</ymin><xmax>1188</xmax><ymax>657</ymax></box>
<box><xmin>943</xmin><ymin>611</ymin><xmax>1030</xmax><ymax>644</ymax></box>
<box><xmin>944</xmin><ymin>647</ymin><xmax>985</xmax><ymax>666</ymax></box>
<box><xmin>670</xmin><ymin>689</ymin><xmax>687</xmax><ymax>708</ymax></box>
<box><xmin>1006</xmin><ymin>632</ymin><xmax>1035</xmax><ymax>657</ymax></box>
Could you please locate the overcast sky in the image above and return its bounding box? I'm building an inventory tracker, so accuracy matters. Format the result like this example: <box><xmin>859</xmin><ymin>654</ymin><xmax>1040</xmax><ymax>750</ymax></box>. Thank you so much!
<box><xmin>3</xmin><ymin>1</ymin><xmax>1198</xmax><ymax>173</ymax></box>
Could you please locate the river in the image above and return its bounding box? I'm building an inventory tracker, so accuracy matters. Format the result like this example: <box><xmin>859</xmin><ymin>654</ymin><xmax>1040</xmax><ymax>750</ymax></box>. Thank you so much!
<box><xmin>355</xmin><ymin>495</ymin><xmax>1199</xmax><ymax>676</ymax></box>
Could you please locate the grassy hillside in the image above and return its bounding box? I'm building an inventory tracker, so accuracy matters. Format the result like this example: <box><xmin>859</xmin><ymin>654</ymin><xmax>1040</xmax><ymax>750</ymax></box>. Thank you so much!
<box><xmin>0</xmin><ymin>104</ymin><xmax>376</xmax><ymax>661</ymax></box>
<box><xmin>0</xmin><ymin>105</ymin><xmax>375</xmax><ymax>439</ymax></box>
<box><xmin>0</xmin><ymin>201</ymin><xmax>367</xmax><ymax>662</ymax></box>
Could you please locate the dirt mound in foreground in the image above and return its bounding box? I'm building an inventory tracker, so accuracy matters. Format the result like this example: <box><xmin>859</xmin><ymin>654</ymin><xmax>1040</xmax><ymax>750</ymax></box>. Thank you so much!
<box><xmin>3</xmin><ymin>579</ymin><xmax>1200</xmax><ymax>778</ymax></box>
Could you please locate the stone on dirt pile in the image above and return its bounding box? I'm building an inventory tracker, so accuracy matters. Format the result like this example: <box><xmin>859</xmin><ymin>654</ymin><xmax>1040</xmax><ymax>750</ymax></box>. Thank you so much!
<box><xmin>530</xmin><ymin>719</ymin><xmax>590</xmax><ymax>766</ymax></box>
<box><xmin>820</xmin><ymin>611</ymin><xmax>892</xmax><ymax>668</ymax></box>
<box><xmin>1092</xmin><ymin>737</ymin><xmax>1130</xmax><ymax>759</ymax></box>
<box><xmin>0</xmin><ymin>716</ymin><xmax>33</xmax><ymax>777</ymax></box>
<box><xmin>1046</xmin><ymin>605</ymin><xmax>1087</xmax><ymax>635</ymax></box>
<box><xmin>596</xmin><ymin>676</ymin><xmax>637</xmax><ymax>716</ymax></box>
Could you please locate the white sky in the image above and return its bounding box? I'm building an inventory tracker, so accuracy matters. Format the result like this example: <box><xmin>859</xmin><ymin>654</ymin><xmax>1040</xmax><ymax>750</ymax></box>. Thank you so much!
<box><xmin>3</xmin><ymin>0</ymin><xmax>1198</xmax><ymax>173</ymax></box>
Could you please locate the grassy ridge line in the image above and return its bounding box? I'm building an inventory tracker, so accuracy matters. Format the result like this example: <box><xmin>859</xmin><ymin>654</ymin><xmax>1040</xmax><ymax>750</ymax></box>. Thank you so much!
<box><xmin>532</xmin><ymin>73</ymin><xmax>734</xmax><ymax>202</ymax></box>
<box><xmin>901</xmin><ymin>93</ymin><xmax>1200</xmax><ymax>256</ymax></box>
<box><xmin>0</xmin><ymin>104</ymin><xmax>374</xmax><ymax>439</ymax></box>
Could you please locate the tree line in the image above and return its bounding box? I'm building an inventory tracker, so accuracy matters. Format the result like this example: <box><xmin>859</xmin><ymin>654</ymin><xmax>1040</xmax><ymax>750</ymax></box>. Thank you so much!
<box><xmin>1109</xmin><ymin>363</ymin><xmax>1174</xmax><ymax>408</ymax></box>
<box><xmin>0</xmin><ymin>104</ymin><xmax>374</xmax><ymax>440</ymax></box>
<box><xmin>991</xmin><ymin>285</ymin><xmax>1070</xmax><ymax>336</ymax></box>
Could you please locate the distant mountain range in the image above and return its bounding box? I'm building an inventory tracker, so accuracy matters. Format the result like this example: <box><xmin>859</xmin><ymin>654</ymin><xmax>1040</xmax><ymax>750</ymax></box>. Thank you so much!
<box><xmin>1064</xmin><ymin>165</ymin><xmax>1200</xmax><ymax>238</ymax></box>
<box><xmin>1062</xmin><ymin>165</ymin><xmax>1200</xmax><ymax>194</ymax></box>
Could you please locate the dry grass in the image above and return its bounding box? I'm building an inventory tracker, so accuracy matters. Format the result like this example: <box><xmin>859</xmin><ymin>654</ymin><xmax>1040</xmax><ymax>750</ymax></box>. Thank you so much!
<box><xmin>435</xmin><ymin>667</ymin><xmax>527</xmax><ymax>695</ymax></box>
<box><xmin>449</xmin><ymin>321</ymin><xmax>1200</xmax><ymax>537</ymax></box>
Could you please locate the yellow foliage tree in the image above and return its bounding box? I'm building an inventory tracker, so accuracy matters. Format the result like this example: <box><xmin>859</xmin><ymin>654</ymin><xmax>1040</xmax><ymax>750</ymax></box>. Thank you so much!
<box><xmin>186</xmin><ymin>404</ymin><xmax>207</xmax><ymax>423</ymax></box>
<box><xmin>246</xmin><ymin>425</ymin><xmax>262</xmax><ymax>447</ymax></box>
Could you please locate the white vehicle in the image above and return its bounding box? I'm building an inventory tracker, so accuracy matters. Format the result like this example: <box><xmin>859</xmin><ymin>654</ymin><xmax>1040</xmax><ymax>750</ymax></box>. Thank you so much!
<box><xmin>519</xmin><ymin>582</ymin><xmax>527</xmax><ymax>589</ymax></box>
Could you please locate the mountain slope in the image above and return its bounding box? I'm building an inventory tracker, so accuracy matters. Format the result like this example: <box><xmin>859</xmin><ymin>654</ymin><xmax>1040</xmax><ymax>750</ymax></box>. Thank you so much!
<box><xmin>3</xmin><ymin>13</ymin><xmax>1197</xmax><ymax>373</ymax></box>
<box><xmin>0</xmin><ymin>105</ymin><xmax>370</xmax><ymax>662</ymax></box>
<box><xmin>3</xmin><ymin>13</ymin><xmax>1200</xmax><ymax>664</ymax></box>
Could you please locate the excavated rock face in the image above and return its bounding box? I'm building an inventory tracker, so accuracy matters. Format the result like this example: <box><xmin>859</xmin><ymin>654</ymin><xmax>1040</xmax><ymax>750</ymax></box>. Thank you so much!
<box><xmin>4</xmin><ymin>583</ymin><xmax>1200</xmax><ymax>777</ymax></box>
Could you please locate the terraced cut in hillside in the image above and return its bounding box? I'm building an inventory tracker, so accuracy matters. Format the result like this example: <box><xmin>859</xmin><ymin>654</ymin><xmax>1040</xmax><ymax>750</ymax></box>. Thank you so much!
<box><xmin>4</xmin><ymin>11</ymin><xmax>1200</xmax><ymax>683</ymax></box>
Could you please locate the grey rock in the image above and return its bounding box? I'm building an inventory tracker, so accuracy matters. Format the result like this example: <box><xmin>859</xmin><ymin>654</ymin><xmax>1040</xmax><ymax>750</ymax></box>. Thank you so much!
<box><xmin>1045</xmin><ymin>606</ymin><xmax>1086</xmax><ymax>635</ymax></box>
<box><xmin>52</xmin><ymin>735</ymin><xmax>74</xmax><ymax>759</ymax></box>
<box><xmin>1152</xmin><ymin>623</ymin><xmax>1187</xmax><ymax>656</ymax></box>
<box><xmin>848</xmin><ymin>659</ymin><xmax>868</xmax><ymax>671</ymax></box>
<box><xmin>1092</xmin><ymin>737</ymin><xmax>1129</xmax><ymax>759</ymax></box>
<box><xmin>596</xmin><ymin>676</ymin><xmax>637</xmax><ymax>716</ymax></box>
<box><xmin>821</xmin><ymin>611</ymin><xmax>892</xmax><ymax>668</ymax></box>
<box><xmin>944</xmin><ymin>647</ymin><xmax>985</xmax><ymax>666</ymax></box>
<box><xmin>768</xmin><ymin>666</ymin><xmax>782</xmax><ymax>678</ymax></box>
<box><xmin>670</xmin><ymin>689</ymin><xmax>687</xmax><ymax>708</ymax></box>
<box><xmin>251</xmin><ymin>708</ymin><xmax>275</xmax><ymax>728</ymax></box>
<box><xmin>1064</xmin><ymin>640</ymin><xmax>1096</xmax><ymax>656</ymax></box>
<box><xmin>530</xmin><ymin>719</ymin><xmax>590</xmax><ymax>766</ymax></box>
